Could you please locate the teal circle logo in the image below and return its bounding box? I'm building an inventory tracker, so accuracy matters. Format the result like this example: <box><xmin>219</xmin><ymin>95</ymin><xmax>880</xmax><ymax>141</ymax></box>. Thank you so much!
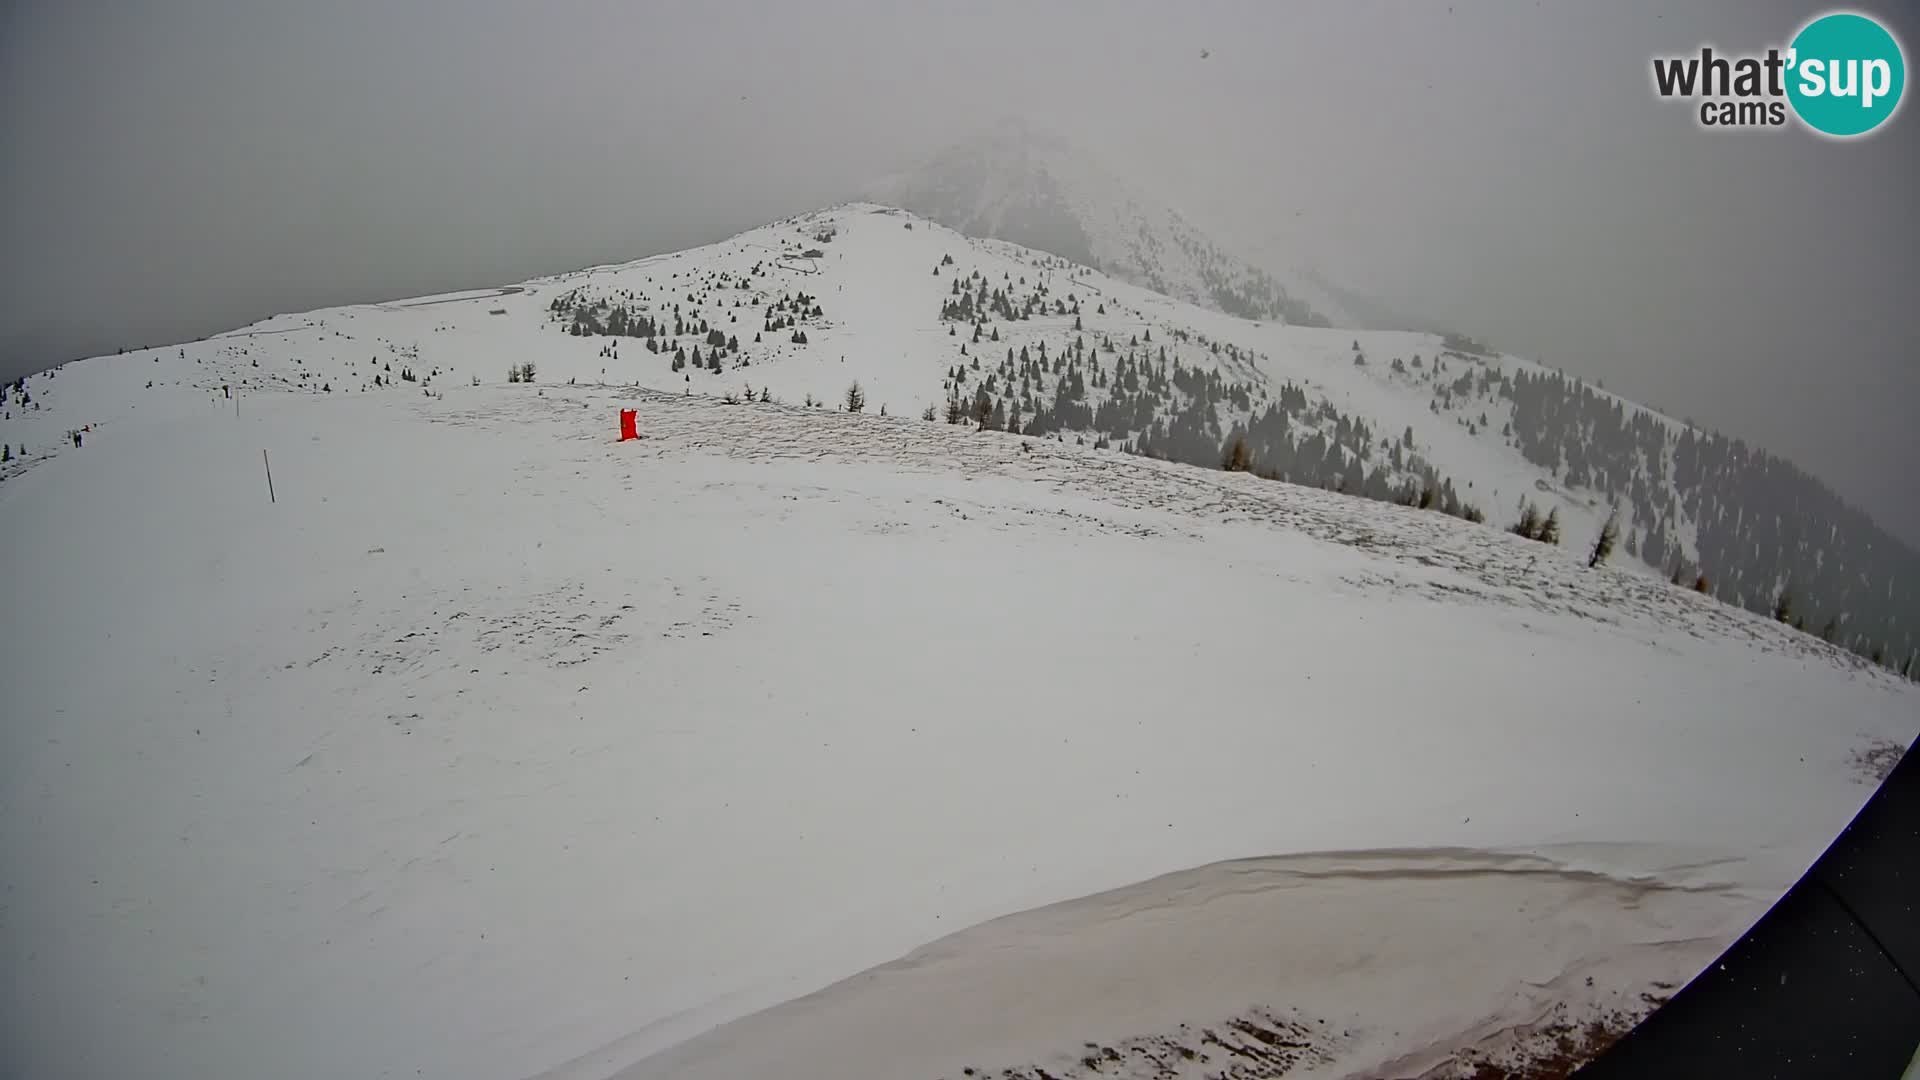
<box><xmin>1787</xmin><ymin>12</ymin><xmax>1906</xmax><ymax>137</ymax></box>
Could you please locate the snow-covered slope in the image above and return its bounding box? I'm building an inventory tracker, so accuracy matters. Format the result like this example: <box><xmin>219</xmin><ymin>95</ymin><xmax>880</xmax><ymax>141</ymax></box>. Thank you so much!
<box><xmin>2</xmin><ymin>204</ymin><xmax>1917</xmax><ymax>1080</ymax></box>
<box><xmin>867</xmin><ymin>127</ymin><xmax>1354</xmax><ymax>327</ymax></box>
<box><xmin>7</xmin><ymin>200</ymin><xmax>1915</xmax><ymax>649</ymax></box>
<box><xmin>0</xmin><ymin>205</ymin><xmax>1712</xmax><ymax>582</ymax></box>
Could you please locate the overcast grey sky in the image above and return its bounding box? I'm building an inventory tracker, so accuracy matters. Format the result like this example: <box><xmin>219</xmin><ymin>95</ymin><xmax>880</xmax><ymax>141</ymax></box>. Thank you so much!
<box><xmin>3</xmin><ymin>0</ymin><xmax>1916</xmax><ymax>539</ymax></box>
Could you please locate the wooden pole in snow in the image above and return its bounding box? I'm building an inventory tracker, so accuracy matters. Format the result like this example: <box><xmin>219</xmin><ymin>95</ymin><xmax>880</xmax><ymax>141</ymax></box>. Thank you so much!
<box><xmin>263</xmin><ymin>449</ymin><xmax>276</xmax><ymax>504</ymax></box>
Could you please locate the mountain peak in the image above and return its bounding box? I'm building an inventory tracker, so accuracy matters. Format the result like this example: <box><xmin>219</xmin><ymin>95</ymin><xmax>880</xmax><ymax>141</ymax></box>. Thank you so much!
<box><xmin>867</xmin><ymin>130</ymin><xmax>1352</xmax><ymax>328</ymax></box>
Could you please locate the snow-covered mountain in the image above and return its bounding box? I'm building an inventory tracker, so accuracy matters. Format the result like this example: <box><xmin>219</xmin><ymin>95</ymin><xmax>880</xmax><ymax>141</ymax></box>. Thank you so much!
<box><xmin>3</xmin><ymin>202</ymin><xmax>1917</xmax><ymax>1080</ymax></box>
<box><xmin>6</xmin><ymin>201</ymin><xmax>1915</xmax><ymax>658</ymax></box>
<box><xmin>867</xmin><ymin>126</ymin><xmax>1355</xmax><ymax>328</ymax></box>
<box><xmin>6</xmin><ymin>201</ymin><xmax>1917</xmax><ymax>662</ymax></box>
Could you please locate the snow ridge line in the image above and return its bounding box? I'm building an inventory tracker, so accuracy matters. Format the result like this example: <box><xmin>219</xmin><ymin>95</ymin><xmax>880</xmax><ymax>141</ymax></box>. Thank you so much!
<box><xmin>597</xmin><ymin>843</ymin><xmax>1763</xmax><ymax>1080</ymax></box>
<box><xmin>861</xmin><ymin>845</ymin><xmax>1759</xmax><ymax>971</ymax></box>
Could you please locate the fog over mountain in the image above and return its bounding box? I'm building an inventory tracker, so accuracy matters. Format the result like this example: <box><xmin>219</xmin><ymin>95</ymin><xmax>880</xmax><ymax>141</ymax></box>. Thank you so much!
<box><xmin>866</xmin><ymin>122</ymin><xmax>1355</xmax><ymax>328</ymax></box>
<box><xmin>2</xmin><ymin>0</ymin><xmax>1916</xmax><ymax>540</ymax></box>
<box><xmin>7</xmin><ymin>5</ymin><xmax>1920</xmax><ymax>1075</ymax></box>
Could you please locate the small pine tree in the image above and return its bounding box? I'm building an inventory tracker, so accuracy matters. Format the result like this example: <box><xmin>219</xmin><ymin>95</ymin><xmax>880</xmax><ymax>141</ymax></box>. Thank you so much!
<box><xmin>844</xmin><ymin>381</ymin><xmax>865</xmax><ymax>413</ymax></box>
<box><xmin>1587</xmin><ymin>512</ymin><xmax>1619</xmax><ymax>568</ymax></box>
<box><xmin>1772</xmin><ymin>587</ymin><xmax>1793</xmax><ymax>624</ymax></box>
<box><xmin>922</xmin><ymin>404</ymin><xmax>937</xmax><ymax>421</ymax></box>
<box><xmin>1510</xmin><ymin>502</ymin><xmax>1541</xmax><ymax>540</ymax></box>
<box><xmin>1537</xmin><ymin>508</ymin><xmax>1561</xmax><ymax>545</ymax></box>
<box><xmin>1222</xmin><ymin>435</ymin><xmax>1252</xmax><ymax>472</ymax></box>
<box><xmin>945</xmin><ymin>394</ymin><xmax>964</xmax><ymax>424</ymax></box>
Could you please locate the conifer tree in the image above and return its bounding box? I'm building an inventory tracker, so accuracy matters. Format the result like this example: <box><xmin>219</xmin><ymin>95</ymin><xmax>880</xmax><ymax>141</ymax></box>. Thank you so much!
<box><xmin>1588</xmin><ymin>511</ymin><xmax>1619</xmax><ymax>568</ymax></box>
<box><xmin>1222</xmin><ymin>435</ymin><xmax>1251</xmax><ymax>472</ymax></box>
<box><xmin>1537</xmin><ymin>507</ymin><xmax>1561</xmax><ymax>545</ymax></box>
<box><xmin>1511</xmin><ymin>502</ymin><xmax>1542</xmax><ymax>540</ymax></box>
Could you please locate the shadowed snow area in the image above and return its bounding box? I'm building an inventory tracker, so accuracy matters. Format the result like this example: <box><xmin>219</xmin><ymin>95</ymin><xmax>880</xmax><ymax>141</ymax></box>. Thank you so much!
<box><xmin>2</xmin><ymin>383</ymin><xmax>1915</xmax><ymax>1080</ymax></box>
<box><xmin>600</xmin><ymin>846</ymin><xmax>1760</xmax><ymax>1080</ymax></box>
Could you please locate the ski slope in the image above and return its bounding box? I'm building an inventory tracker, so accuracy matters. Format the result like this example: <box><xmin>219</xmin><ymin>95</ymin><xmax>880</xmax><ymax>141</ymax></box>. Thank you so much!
<box><xmin>2</xmin><ymin>205</ymin><xmax>1917</xmax><ymax>1080</ymax></box>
